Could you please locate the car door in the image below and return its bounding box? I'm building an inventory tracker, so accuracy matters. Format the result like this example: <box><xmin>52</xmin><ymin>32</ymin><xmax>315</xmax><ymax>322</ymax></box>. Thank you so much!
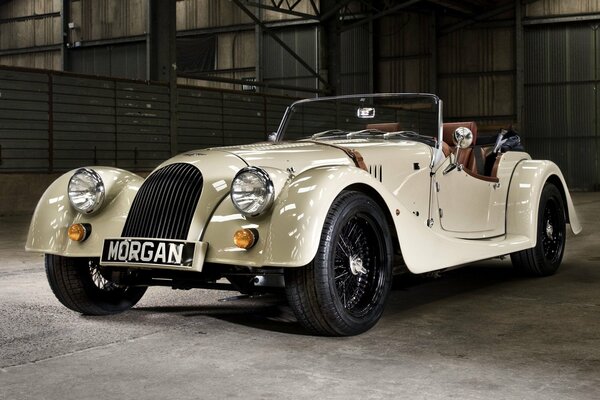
<box><xmin>433</xmin><ymin>157</ymin><xmax>505</xmax><ymax>238</ymax></box>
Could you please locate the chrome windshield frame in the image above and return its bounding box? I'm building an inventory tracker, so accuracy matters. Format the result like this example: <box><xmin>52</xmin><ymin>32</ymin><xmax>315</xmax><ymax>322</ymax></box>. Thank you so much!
<box><xmin>274</xmin><ymin>93</ymin><xmax>443</xmax><ymax>163</ymax></box>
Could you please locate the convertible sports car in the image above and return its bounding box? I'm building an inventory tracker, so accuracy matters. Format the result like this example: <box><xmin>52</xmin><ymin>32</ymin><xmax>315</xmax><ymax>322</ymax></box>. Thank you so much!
<box><xmin>26</xmin><ymin>93</ymin><xmax>581</xmax><ymax>336</ymax></box>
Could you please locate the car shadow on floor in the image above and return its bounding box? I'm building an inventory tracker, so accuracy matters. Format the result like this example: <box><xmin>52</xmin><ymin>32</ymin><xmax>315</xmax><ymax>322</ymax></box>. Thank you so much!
<box><xmin>135</xmin><ymin>261</ymin><xmax>521</xmax><ymax>336</ymax></box>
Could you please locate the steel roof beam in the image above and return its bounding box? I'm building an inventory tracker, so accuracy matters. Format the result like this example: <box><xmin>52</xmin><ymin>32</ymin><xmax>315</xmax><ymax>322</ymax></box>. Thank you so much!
<box><xmin>342</xmin><ymin>0</ymin><xmax>424</xmax><ymax>32</ymax></box>
<box><xmin>439</xmin><ymin>2</ymin><xmax>514</xmax><ymax>35</ymax></box>
<box><xmin>232</xmin><ymin>0</ymin><xmax>328</xmax><ymax>88</ymax></box>
<box><xmin>241</xmin><ymin>1</ymin><xmax>318</xmax><ymax>20</ymax></box>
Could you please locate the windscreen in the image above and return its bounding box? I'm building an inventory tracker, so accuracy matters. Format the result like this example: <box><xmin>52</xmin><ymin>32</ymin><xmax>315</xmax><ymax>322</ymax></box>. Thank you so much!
<box><xmin>279</xmin><ymin>94</ymin><xmax>440</xmax><ymax>142</ymax></box>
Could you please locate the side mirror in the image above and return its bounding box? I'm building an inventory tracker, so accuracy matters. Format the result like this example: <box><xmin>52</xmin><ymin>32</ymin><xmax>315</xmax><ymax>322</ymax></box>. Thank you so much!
<box><xmin>443</xmin><ymin>126</ymin><xmax>473</xmax><ymax>175</ymax></box>
<box><xmin>453</xmin><ymin>127</ymin><xmax>473</xmax><ymax>149</ymax></box>
<box><xmin>267</xmin><ymin>132</ymin><xmax>278</xmax><ymax>142</ymax></box>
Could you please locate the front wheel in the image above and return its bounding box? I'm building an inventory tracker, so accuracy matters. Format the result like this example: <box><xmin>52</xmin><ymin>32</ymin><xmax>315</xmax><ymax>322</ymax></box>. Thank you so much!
<box><xmin>45</xmin><ymin>255</ymin><xmax>147</xmax><ymax>315</ymax></box>
<box><xmin>285</xmin><ymin>191</ymin><xmax>393</xmax><ymax>336</ymax></box>
<box><xmin>511</xmin><ymin>183</ymin><xmax>567</xmax><ymax>276</ymax></box>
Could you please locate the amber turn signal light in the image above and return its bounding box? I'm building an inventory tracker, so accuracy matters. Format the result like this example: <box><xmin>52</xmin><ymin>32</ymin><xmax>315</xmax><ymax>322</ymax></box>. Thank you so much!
<box><xmin>233</xmin><ymin>228</ymin><xmax>258</xmax><ymax>249</ymax></box>
<box><xmin>68</xmin><ymin>223</ymin><xmax>90</xmax><ymax>242</ymax></box>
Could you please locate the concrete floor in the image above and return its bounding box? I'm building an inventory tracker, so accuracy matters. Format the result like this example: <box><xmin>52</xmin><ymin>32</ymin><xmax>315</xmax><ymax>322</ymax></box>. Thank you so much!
<box><xmin>1</xmin><ymin>193</ymin><xmax>599</xmax><ymax>400</ymax></box>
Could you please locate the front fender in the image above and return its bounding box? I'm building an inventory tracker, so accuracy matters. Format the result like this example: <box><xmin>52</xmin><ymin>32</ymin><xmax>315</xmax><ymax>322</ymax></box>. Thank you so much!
<box><xmin>506</xmin><ymin>160</ymin><xmax>582</xmax><ymax>242</ymax></box>
<box><xmin>26</xmin><ymin>167</ymin><xmax>144</xmax><ymax>256</ymax></box>
<box><xmin>202</xmin><ymin>165</ymin><xmax>405</xmax><ymax>267</ymax></box>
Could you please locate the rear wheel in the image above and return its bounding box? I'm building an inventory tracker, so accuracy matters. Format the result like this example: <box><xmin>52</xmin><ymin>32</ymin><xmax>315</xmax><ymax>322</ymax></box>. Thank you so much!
<box><xmin>45</xmin><ymin>254</ymin><xmax>147</xmax><ymax>315</ymax></box>
<box><xmin>285</xmin><ymin>191</ymin><xmax>393</xmax><ymax>336</ymax></box>
<box><xmin>511</xmin><ymin>183</ymin><xmax>566</xmax><ymax>276</ymax></box>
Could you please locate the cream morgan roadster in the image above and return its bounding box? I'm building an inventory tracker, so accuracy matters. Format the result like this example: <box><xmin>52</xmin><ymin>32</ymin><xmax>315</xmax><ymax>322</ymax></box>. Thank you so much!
<box><xmin>26</xmin><ymin>93</ymin><xmax>581</xmax><ymax>336</ymax></box>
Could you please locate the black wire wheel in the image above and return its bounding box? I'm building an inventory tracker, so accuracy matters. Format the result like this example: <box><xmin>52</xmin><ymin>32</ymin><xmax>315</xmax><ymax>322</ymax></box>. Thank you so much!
<box><xmin>45</xmin><ymin>254</ymin><xmax>147</xmax><ymax>315</ymax></box>
<box><xmin>285</xmin><ymin>191</ymin><xmax>393</xmax><ymax>336</ymax></box>
<box><xmin>511</xmin><ymin>182</ymin><xmax>567</xmax><ymax>276</ymax></box>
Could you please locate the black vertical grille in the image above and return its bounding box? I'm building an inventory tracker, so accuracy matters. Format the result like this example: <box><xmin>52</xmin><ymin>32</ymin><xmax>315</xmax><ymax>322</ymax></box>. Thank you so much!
<box><xmin>122</xmin><ymin>163</ymin><xmax>203</xmax><ymax>240</ymax></box>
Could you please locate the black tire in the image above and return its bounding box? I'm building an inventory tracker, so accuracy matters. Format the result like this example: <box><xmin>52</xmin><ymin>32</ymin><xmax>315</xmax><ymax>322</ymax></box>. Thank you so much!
<box><xmin>45</xmin><ymin>254</ymin><xmax>147</xmax><ymax>315</ymax></box>
<box><xmin>511</xmin><ymin>183</ymin><xmax>566</xmax><ymax>276</ymax></box>
<box><xmin>285</xmin><ymin>191</ymin><xmax>393</xmax><ymax>336</ymax></box>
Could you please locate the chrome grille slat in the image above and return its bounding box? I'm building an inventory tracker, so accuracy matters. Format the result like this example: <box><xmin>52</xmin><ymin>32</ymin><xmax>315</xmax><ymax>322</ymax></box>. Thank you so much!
<box><xmin>122</xmin><ymin>163</ymin><xmax>203</xmax><ymax>240</ymax></box>
<box><xmin>171</xmin><ymin>165</ymin><xmax>196</xmax><ymax>238</ymax></box>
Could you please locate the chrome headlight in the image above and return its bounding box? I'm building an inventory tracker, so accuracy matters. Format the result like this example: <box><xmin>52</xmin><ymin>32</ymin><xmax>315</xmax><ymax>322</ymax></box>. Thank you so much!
<box><xmin>231</xmin><ymin>167</ymin><xmax>274</xmax><ymax>217</ymax></box>
<box><xmin>68</xmin><ymin>168</ymin><xmax>105</xmax><ymax>214</ymax></box>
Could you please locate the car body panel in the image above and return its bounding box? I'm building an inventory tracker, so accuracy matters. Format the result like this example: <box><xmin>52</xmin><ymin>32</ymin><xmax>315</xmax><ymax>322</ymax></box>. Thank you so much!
<box><xmin>25</xmin><ymin>167</ymin><xmax>144</xmax><ymax>256</ymax></box>
<box><xmin>506</xmin><ymin>159</ymin><xmax>582</xmax><ymax>239</ymax></box>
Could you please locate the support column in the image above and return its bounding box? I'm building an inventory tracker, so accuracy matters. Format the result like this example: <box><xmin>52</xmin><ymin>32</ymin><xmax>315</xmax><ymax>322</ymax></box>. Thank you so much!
<box><xmin>255</xmin><ymin>4</ymin><xmax>263</xmax><ymax>91</ymax></box>
<box><xmin>148</xmin><ymin>0</ymin><xmax>177</xmax><ymax>155</ymax></box>
<box><xmin>430</xmin><ymin>11</ymin><xmax>438</xmax><ymax>94</ymax></box>
<box><xmin>515</xmin><ymin>0</ymin><xmax>524</xmax><ymax>129</ymax></box>
<box><xmin>61</xmin><ymin>0</ymin><xmax>70</xmax><ymax>71</ymax></box>
<box><xmin>321</xmin><ymin>0</ymin><xmax>341</xmax><ymax>95</ymax></box>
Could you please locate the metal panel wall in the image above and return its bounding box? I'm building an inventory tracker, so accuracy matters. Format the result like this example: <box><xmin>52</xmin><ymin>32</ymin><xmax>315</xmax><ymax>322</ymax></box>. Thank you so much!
<box><xmin>116</xmin><ymin>81</ymin><xmax>171</xmax><ymax>169</ymax></box>
<box><xmin>176</xmin><ymin>88</ymin><xmax>290</xmax><ymax>151</ymax></box>
<box><xmin>438</xmin><ymin>23</ymin><xmax>515</xmax><ymax>125</ymax></box>
<box><xmin>524</xmin><ymin>24</ymin><xmax>599</xmax><ymax>190</ymax></box>
<box><xmin>177</xmin><ymin>88</ymin><xmax>224</xmax><ymax>149</ymax></box>
<box><xmin>340</xmin><ymin>25</ymin><xmax>370</xmax><ymax>95</ymax></box>
<box><xmin>376</xmin><ymin>12</ymin><xmax>432</xmax><ymax>94</ymax></box>
<box><xmin>52</xmin><ymin>74</ymin><xmax>116</xmax><ymax>170</ymax></box>
<box><xmin>262</xmin><ymin>26</ymin><xmax>319</xmax><ymax>97</ymax></box>
<box><xmin>0</xmin><ymin>51</ymin><xmax>61</xmax><ymax>70</ymax></box>
<box><xmin>68</xmin><ymin>42</ymin><xmax>147</xmax><ymax>81</ymax></box>
<box><xmin>0</xmin><ymin>68</ymin><xmax>49</xmax><ymax>171</ymax></box>
<box><xmin>0</xmin><ymin>0</ymin><xmax>61</xmax><ymax>50</ymax></box>
<box><xmin>0</xmin><ymin>66</ymin><xmax>296</xmax><ymax>172</ymax></box>
<box><xmin>526</xmin><ymin>0</ymin><xmax>600</xmax><ymax>17</ymax></box>
<box><xmin>176</xmin><ymin>0</ymin><xmax>251</xmax><ymax>31</ymax></box>
<box><xmin>71</xmin><ymin>0</ymin><xmax>147</xmax><ymax>42</ymax></box>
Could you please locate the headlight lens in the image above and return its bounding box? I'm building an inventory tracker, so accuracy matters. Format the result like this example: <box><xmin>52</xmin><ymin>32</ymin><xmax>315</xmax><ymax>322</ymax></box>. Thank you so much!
<box><xmin>231</xmin><ymin>167</ymin><xmax>274</xmax><ymax>217</ymax></box>
<box><xmin>68</xmin><ymin>168</ymin><xmax>105</xmax><ymax>214</ymax></box>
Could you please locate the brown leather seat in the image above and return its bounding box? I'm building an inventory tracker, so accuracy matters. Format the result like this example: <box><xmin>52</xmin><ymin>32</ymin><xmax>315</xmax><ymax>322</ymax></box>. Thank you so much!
<box><xmin>442</xmin><ymin>121</ymin><xmax>500</xmax><ymax>182</ymax></box>
<box><xmin>366</xmin><ymin>122</ymin><xmax>401</xmax><ymax>132</ymax></box>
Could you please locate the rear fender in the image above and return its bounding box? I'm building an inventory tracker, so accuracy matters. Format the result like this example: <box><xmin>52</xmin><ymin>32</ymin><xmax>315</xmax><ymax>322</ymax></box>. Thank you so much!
<box><xmin>506</xmin><ymin>160</ymin><xmax>582</xmax><ymax>243</ymax></box>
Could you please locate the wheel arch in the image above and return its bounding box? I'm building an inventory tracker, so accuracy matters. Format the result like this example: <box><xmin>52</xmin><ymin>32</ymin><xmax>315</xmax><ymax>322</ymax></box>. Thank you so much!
<box><xmin>506</xmin><ymin>160</ymin><xmax>581</xmax><ymax>244</ymax></box>
<box><xmin>546</xmin><ymin>174</ymin><xmax>571</xmax><ymax>224</ymax></box>
<box><xmin>345</xmin><ymin>182</ymin><xmax>401</xmax><ymax>256</ymax></box>
<box><xmin>26</xmin><ymin>167</ymin><xmax>144</xmax><ymax>256</ymax></box>
<box><xmin>203</xmin><ymin>165</ymin><xmax>406</xmax><ymax>268</ymax></box>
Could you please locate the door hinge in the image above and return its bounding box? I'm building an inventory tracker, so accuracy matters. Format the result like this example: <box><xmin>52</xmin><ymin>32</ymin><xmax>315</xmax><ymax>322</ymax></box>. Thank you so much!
<box><xmin>435</xmin><ymin>181</ymin><xmax>440</xmax><ymax>192</ymax></box>
<box><xmin>439</xmin><ymin>208</ymin><xmax>444</xmax><ymax>218</ymax></box>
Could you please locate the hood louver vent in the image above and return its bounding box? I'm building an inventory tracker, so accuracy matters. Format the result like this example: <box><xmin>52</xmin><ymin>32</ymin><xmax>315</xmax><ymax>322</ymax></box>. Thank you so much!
<box><xmin>369</xmin><ymin>164</ymin><xmax>383</xmax><ymax>183</ymax></box>
<box><xmin>122</xmin><ymin>163</ymin><xmax>203</xmax><ymax>240</ymax></box>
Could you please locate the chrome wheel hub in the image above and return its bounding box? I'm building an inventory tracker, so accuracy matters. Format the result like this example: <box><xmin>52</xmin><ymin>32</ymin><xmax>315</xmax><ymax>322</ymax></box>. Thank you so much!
<box><xmin>349</xmin><ymin>255</ymin><xmax>367</xmax><ymax>275</ymax></box>
<box><xmin>545</xmin><ymin>221</ymin><xmax>554</xmax><ymax>239</ymax></box>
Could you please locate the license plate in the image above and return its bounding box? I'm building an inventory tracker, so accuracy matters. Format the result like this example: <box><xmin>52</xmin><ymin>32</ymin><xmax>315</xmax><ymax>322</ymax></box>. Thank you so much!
<box><xmin>101</xmin><ymin>238</ymin><xmax>197</xmax><ymax>268</ymax></box>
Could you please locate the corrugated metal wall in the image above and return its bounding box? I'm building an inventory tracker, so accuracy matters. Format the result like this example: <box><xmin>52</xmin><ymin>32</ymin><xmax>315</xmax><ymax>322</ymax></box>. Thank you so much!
<box><xmin>524</xmin><ymin>23</ymin><xmax>599</xmax><ymax>190</ymax></box>
<box><xmin>376</xmin><ymin>12</ymin><xmax>432</xmax><ymax>94</ymax></box>
<box><xmin>262</xmin><ymin>26</ymin><xmax>319</xmax><ymax>97</ymax></box>
<box><xmin>437</xmin><ymin>17</ymin><xmax>515</xmax><ymax>126</ymax></box>
<box><xmin>0</xmin><ymin>0</ymin><xmax>61</xmax><ymax>70</ymax></box>
<box><xmin>340</xmin><ymin>25</ymin><xmax>370</xmax><ymax>94</ymax></box>
<box><xmin>0</xmin><ymin>68</ymin><xmax>49</xmax><ymax>171</ymax></box>
<box><xmin>526</xmin><ymin>0</ymin><xmax>600</xmax><ymax>17</ymax></box>
<box><xmin>67</xmin><ymin>43</ymin><xmax>147</xmax><ymax>80</ymax></box>
<box><xmin>176</xmin><ymin>0</ymin><xmax>252</xmax><ymax>30</ymax></box>
<box><xmin>0</xmin><ymin>66</ymin><xmax>294</xmax><ymax>172</ymax></box>
<box><xmin>70</xmin><ymin>0</ymin><xmax>147</xmax><ymax>42</ymax></box>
